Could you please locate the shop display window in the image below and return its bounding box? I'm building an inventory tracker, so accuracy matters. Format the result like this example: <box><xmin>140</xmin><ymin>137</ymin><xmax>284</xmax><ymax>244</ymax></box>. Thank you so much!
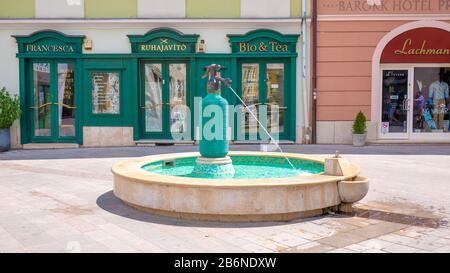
<box><xmin>91</xmin><ymin>72</ymin><xmax>120</xmax><ymax>114</ymax></box>
<box><xmin>413</xmin><ymin>67</ymin><xmax>450</xmax><ymax>133</ymax></box>
<box><xmin>381</xmin><ymin>70</ymin><xmax>409</xmax><ymax>133</ymax></box>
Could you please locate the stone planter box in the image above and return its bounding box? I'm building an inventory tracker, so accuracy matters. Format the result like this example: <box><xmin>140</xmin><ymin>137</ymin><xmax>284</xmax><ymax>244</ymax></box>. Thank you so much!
<box><xmin>0</xmin><ymin>128</ymin><xmax>11</xmax><ymax>152</ymax></box>
<box><xmin>352</xmin><ymin>133</ymin><xmax>367</xmax><ymax>147</ymax></box>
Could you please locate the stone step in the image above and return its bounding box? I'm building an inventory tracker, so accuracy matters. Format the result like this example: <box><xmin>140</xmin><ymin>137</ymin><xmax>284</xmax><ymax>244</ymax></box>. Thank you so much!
<box><xmin>135</xmin><ymin>140</ymin><xmax>196</xmax><ymax>146</ymax></box>
<box><xmin>22</xmin><ymin>143</ymin><xmax>79</xmax><ymax>149</ymax></box>
<box><xmin>233</xmin><ymin>140</ymin><xmax>295</xmax><ymax>144</ymax></box>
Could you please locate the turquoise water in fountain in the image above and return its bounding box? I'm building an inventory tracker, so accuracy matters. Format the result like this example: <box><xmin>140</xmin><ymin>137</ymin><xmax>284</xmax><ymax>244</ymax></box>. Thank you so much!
<box><xmin>142</xmin><ymin>156</ymin><xmax>324</xmax><ymax>179</ymax></box>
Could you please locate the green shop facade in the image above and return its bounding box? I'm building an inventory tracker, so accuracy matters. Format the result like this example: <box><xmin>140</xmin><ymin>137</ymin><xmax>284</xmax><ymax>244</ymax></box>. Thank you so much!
<box><xmin>14</xmin><ymin>28</ymin><xmax>299</xmax><ymax>146</ymax></box>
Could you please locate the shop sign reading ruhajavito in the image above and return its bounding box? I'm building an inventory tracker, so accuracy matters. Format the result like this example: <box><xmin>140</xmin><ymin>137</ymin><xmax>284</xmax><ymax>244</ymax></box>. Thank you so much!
<box><xmin>138</xmin><ymin>38</ymin><xmax>189</xmax><ymax>53</ymax></box>
<box><xmin>128</xmin><ymin>29</ymin><xmax>199</xmax><ymax>54</ymax></box>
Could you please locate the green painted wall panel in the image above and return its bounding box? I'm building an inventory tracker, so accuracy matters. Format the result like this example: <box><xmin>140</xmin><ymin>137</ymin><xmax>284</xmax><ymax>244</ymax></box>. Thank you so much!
<box><xmin>85</xmin><ymin>0</ymin><xmax>137</xmax><ymax>18</ymax></box>
<box><xmin>186</xmin><ymin>0</ymin><xmax>240</xmax><ymax>18</ymax></box>
<box><xmin>0</xmin><ymin>0</ymin><xmax>35</xmax><ymax>18</ymax></box>
<box><xmin>290</xmin><ymin>0</ymin><xmax>302</xmax><ymax>17</ymax></box>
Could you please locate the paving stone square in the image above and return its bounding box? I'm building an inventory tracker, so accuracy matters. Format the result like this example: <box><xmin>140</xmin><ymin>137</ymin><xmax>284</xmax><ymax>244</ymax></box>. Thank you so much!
<box><xmin>0</xmin><ymin>145</ymin><xmax>449</xmax><ymax>253</ymax></box>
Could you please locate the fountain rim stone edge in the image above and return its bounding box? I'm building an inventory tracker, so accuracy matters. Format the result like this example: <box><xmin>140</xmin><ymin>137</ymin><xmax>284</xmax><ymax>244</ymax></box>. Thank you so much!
<box><xmin>112</xmin><ymin>151</ymin><xmax>360</xmax><ymax>187</ymax></box>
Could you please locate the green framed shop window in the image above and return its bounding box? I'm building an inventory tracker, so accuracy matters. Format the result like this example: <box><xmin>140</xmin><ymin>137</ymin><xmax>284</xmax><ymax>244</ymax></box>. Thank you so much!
<box><xmin>84</xmin><ymin>0</ymin><xmax>137</xmax><ymax>18</ymax></box>
<box><xmin>82</xmin><ymin>59</ymin><xmax>137</xmax><ymax>128</ymax></box>
<box><xmin>129</xmin><ymin>28</ymin><xmax>198</xmax><ymax>140</ymax></box>
<box><xmin>228</xmin><ymin>29</ymin><xmax>299</xmax><ymax>141</ymax></box>
<box><xmin>236</xmin><ymin>58</ymin><xmax>291</xmax><ymax>141</ymax></box>
<box><xmin>139</xmin><ymin>61</ymin><xmax>191</xmax><ymax>140</ymax></box>
<box><xmin>26</xmin><ymin>60</ymin><xmax>79</xmax><ymax>142</ymax></box>
<box><xmin>90</xmin><ymin>71</ymin><xmax>121</xmax><ymax>115</ymax></box>
<box><xmin>14</xmin><ymin>30</ymin><xmax>85</xmax><ymax>144</ymax></box>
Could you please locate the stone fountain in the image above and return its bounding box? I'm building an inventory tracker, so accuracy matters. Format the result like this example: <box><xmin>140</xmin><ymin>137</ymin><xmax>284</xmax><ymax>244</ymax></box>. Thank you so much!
<box><xmin>111</xmin><ymin>64</ymin><xmax>369</xmax><ymax>222</ymax></box>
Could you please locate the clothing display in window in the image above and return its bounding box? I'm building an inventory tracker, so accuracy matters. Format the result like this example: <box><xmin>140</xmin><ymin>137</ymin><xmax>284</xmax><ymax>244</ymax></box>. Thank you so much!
<box><xmin>428</xmin><ymin>80</ymin><xmax>449</xmax><ymax>130</ymax></box>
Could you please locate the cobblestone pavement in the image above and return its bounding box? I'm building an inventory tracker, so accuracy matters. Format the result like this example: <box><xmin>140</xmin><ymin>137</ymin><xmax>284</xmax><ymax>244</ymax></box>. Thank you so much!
<box><xmin>0</xmin><ymin>145</ymin><xmax>449</xmax><ymax>253</ymax></box>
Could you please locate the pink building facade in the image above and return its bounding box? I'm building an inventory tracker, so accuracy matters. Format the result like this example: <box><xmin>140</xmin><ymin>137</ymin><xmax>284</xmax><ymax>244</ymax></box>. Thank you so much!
<box><xmin>315</xmin><ymin>0</ymin><xmax>450</xmax><ymax>143</ymax></box>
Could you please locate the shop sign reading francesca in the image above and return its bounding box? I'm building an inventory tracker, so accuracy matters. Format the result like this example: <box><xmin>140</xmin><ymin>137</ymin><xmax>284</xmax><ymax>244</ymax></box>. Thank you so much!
<box><xmin>13</xmin><ymin>30</ymin><xmax>85</xmax><ymax>55</ymax></box>
<box><xmin>25</xmin><ymin>44</ymin><xmax>75</xmax><ymax>53</ymax></box>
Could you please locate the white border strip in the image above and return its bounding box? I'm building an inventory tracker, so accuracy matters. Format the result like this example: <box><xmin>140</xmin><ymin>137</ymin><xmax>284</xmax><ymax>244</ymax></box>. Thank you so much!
<box><xmin>0</xmin><ymin>18</ymin><xmax>302</xmax><ymax>24</ymax></box>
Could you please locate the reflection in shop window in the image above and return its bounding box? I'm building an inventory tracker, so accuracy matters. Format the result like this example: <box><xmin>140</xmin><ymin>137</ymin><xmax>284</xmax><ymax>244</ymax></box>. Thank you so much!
<box><xmin>58</xmin><ymin>63</ymin><xmax>75</xmax><ymax>137</ymax></box>
<box><xmin>381</xmin><ymin>70</ymin><xmax>409</xmax><ymax>134</ymax></box>
<box><xmin>91</xmin><ymin>72</ymin><xmax>120</xmax><ymax>114</ymax></box>
<box><xmin>413</xmin><ymin>67</ymin><xmax>450</xmax><ymax>133</ymax></box>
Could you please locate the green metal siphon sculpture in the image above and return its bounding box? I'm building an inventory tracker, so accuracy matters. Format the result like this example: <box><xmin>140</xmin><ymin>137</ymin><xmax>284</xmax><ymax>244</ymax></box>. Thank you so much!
<box><xmin>192</xmin><ymin>64</ymin><xmax>235</xmax><ymax>177</ymax></box>
<box><xmin>199</xmin><ymin>64</ymin><xmax>232</xmax><ymax>158</ymax></box>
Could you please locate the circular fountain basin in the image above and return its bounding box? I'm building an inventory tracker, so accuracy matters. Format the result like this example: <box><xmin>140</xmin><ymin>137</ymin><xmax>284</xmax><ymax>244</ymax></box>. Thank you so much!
<box><xmin>112</xmin><ymin>151</ymin><xmax>361</xmax><ymax>222</ymax></box>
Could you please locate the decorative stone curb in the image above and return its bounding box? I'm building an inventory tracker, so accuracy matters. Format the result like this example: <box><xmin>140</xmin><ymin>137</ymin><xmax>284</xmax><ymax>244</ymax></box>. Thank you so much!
<box><xmin>112</xmin><ymin>151</ymin><xmax>368</xmax><ymax>222</ymax></box>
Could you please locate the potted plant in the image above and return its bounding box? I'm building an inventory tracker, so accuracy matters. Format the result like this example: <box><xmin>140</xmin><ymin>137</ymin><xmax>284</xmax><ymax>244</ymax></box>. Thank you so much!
<box><xmin>352</xmin><ymin>111</ymin><xmax>367</xmax><ymax>147</ymax></box>
<box><xmin>0</xmin><ymin>87</ymin><xmax>21</xmax><ymax>151</ymax></box>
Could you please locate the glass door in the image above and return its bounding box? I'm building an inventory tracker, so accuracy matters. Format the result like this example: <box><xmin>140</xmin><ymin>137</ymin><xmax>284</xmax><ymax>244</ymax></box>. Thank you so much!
<box><xmin>380</xmin><ymin>69</ymin><xmax>411</xmax><ymax>138</ymax></box>
<box><xmin>31</xmin><ymin>62</ymin><xmax>52</xmax><ymax>138</ymax></box>
<box><xmin>29</xmin><ymin>60</ymin><xmax>77</xmax><ymax>142</ymax></box>
<box><xmin>237</xmin><ymin>59</ymin><xmax>289</xmax><ymax>141</ymax></box>
<box><xmin>140</xmin><ymin>61</ymin><xmax>188</xmax><ymax>139</ymax></box>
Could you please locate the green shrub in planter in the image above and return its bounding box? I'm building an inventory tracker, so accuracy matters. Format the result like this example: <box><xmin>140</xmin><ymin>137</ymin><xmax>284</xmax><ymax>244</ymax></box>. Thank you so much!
<box><xmin>0</xmin><ymin>87</ymin><xmax>21</xmax><ymax>151</ymax></box>
<box><xmin>352</xmin><ymin>111</ymin><xmax>367</xmax><ymax>134</ymax></box>
<box><xmin>352</xmin><ymin>111</ymin><xmax>367</xmax><ymax>147</ymax></box>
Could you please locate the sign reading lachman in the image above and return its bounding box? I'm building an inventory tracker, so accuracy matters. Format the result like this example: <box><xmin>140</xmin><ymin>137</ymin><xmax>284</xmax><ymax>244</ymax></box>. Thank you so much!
<box><xmin>394</xmin><ymin>39</ymin><xmax>450</xmax><ymax>56</ymax></box>
<box><xmin>381</xmin><ymin>27</ymin><xmax>450</xmax><ymax>63</ymax></box>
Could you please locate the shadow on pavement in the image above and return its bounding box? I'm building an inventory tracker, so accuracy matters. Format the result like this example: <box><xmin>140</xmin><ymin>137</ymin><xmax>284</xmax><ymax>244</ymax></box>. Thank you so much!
<box><xmin>96</xmin><ymin>190</ymin><xmax>333</xmax><ymax>228</ymax></box>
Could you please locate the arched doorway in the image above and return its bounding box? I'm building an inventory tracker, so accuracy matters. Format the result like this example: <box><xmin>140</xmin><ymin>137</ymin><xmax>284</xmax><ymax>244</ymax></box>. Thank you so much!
<box><xmin>371</xmin><ymin>21</ymin><xmax>450</xmax><ymax>141</ymax></box>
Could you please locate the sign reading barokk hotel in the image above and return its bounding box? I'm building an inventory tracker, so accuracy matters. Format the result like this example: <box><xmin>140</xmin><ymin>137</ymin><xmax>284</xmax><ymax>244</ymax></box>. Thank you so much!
<box><xmin>319</xmin><ymin>0</ymin><xmax>450</xmax><ymax>14</ymax></box>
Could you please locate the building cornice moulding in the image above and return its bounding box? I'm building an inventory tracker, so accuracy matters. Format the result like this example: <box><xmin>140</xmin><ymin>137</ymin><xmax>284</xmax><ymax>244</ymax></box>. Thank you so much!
<box><xmin>0</xmin><ymin>18</ymin><xmax>305</xmax><ymax>30</ymax></box>
<box><xmin>0</xmin><ymin>18</ymin><xmax>302</xmax><ymax>24</ymax></box>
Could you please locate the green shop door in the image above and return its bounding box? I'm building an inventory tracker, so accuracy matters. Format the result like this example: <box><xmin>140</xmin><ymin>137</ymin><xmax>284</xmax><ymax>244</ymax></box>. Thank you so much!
<box><xmin>139</xmin><ymin>61</ymin><xmax>189</xmax><ymax>139</ymax></box>
<box><xmin>237</xmin><ymin>59</ymin><xmax>290</xmax><ymax>141</ymax></box>
<box><xmin>27</xmin><ymin>60</ymin><xmax>78</xmax><ymax>142</ymax></box>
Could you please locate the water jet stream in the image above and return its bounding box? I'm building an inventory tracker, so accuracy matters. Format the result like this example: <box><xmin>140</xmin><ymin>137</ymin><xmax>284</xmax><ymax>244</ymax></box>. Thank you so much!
<box><xmin>227</xmin><ymin>86</ymin><xmax>297</xmax><ymax>171</ymax></box>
